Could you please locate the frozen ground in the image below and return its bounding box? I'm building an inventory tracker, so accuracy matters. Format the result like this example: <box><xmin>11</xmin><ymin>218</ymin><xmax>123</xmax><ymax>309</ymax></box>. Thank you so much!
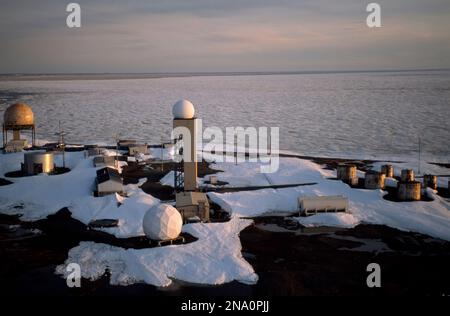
<box><xmin>1</xmin><ymin>150</ymin><xmax>449</xmax><ymax>288</ymax></box>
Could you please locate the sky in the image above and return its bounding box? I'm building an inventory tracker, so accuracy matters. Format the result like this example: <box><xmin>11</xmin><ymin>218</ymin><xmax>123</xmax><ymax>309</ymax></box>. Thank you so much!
<box><xmin>0</xmin><ymin>0</ymin><xmax>449</xmax><ymax>73</ymax></box>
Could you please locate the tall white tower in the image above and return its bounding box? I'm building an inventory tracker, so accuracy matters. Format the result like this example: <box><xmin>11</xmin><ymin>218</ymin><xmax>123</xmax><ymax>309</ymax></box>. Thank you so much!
<box><xmin>172</xmin><ymin>99</ymin><xmax>197</xmax><ymax>191</ymax></box>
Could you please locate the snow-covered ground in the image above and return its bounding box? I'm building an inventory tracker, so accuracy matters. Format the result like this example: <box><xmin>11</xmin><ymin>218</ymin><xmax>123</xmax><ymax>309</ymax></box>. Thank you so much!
<box><xmin>56</xmin><ymin>217</ymin><xmax>258</xmax><ymax>287</ymax></box>
<box><xmin>207</xmin><ymin>158</ymin><xmax>450</xmax><ymax>240</ymax></box>
<box><xmin>0</xmin><ymin>150</ymin><xmax>257</xmax><ymax>287</ymax></box>
<box><xmin>1</xmin><ymin>149</ymin><xmax>449</xmax><ymax>288</ymax></box>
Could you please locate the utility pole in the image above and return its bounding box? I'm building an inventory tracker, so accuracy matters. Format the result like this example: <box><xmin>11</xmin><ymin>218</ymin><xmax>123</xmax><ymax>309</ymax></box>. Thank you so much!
<box><xmin>115</xmin><ymin>133</ymin><xmax>119</xmax><ymax>168</ymax></box>
<box><xmin>418</xmin><ymin>135</ymin><xmax>421</xmax><ymax>176</ymax></box>
<box><xmin>55</xmin><ymin>121</ymin><xmax>66</xmax><ymax>168</ymax></box>
<box><xmin>161</xmin><ymin>136</ymin><xmax>164</xmax><ymax>172</ymax></box>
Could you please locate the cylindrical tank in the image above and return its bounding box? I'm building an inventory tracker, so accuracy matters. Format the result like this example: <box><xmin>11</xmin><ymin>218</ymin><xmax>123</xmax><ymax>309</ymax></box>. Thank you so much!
<box><xmin>209</xmin><ymin>175</ymin><xmax>218</xmax><ymax>185</ymax></box>
<box><xmin>401</xmin><ymin>169</ymin><xmax>415</xmax><ymax>182</ymax></box>
<box><xmin>423</xmin><ymin>174</ymin><xmax>437</xmax><ymax>190</ymax></box>
<box><xmin>364</xmin><ymin>171</ymin><xmax>386</xmax><ymax>189</ymax></box>
<box><xmin>22</xmin><ymin>151</ymin><xmax>54</xmax><ymax>175</ymax></box>
<box><xmin>381</xmin><ymin>164</ymin><xmax>394</xmax><ymax>178</ymax></box>
<box><xmin>337</xmin><ymin>164</ymin><xmax>358</xmax><ymax>186</ymax></box>
<box><xmin>397</xmin><ymin>181</ymin><xmax>421</xmax><ymax>201</ymax></box>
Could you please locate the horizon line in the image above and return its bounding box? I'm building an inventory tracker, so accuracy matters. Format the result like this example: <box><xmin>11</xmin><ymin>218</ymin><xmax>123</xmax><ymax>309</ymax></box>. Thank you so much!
<box><xmin>1</xmin><ymin>68</ymin><xmax>449</xmax><ymax>81</ymax></box>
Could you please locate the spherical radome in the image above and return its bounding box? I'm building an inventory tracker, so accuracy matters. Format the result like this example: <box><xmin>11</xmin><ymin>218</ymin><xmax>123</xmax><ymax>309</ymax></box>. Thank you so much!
<box><xmin>3</xmin><ymin>103</ymin><xmax>34</xmax><ymax>126</ymax></box>
<box><xmin>172</xmin><ymin>99</ymin><xmax>195</xmax><ymax>119</ymax></box>
<box><xmin>143</xmin><ymin>203</ymin><xmax>183</xmax><ymax>241</ymax></box>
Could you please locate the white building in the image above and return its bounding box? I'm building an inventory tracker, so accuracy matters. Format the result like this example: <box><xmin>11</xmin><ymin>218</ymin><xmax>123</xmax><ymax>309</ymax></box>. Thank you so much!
<box><xmin>95</xmin><ymin>167</ymin><xmax>123</xmax><ymax>196</ymax></box>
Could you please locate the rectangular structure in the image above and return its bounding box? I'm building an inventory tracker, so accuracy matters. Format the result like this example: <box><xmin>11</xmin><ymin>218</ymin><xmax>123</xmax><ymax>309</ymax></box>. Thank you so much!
<box><xmin>173</xmin><ymin>118</ymin><xmax>198</xmax><ymax>191</ymax></box>
<box><xmin>93</xmin><ymin>155</ymin><xmax>116</xmax><ymax>168</ymax></box>
<box><xmin>299</xmin><ymin>195</ymin><xmax>348</xmax><ymax>216</ymax></box>
<box><xmin>128</xmin><ymin>144</ymin><xmax>149</xmax><ymax>155</ymax></box>
<box><xmin>96</xmin><ymin>167</ymin><xmax>123</xmax><ymax>196</ymax></box>
<box><xmin>176</xmin><ymin>191</ymin><xmax>209</xmax><ymax>222</ymax></box>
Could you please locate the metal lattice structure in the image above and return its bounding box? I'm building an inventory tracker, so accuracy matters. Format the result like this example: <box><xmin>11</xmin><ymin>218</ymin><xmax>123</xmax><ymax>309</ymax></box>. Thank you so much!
<box><xmin>173</xmin><ymin>136</ymin><xmax>184</xmax><ymax>192</ymax></box>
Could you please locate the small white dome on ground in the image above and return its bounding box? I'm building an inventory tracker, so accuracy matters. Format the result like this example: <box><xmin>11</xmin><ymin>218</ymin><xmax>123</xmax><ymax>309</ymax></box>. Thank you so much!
<box><xmin>143</xmin><ymin>203</ymin><xmax>183</xmax><ymax>241</ymax></box>
<box><xmin>172</xmin><ymin>99</ymin><xmax>195</xmax><ymax>119</ymax></box>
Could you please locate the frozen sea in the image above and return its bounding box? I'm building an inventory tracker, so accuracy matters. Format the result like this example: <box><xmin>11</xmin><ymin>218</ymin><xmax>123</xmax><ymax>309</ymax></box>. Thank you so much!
<box><xmin>0</xmin><ymin>70</ymin><xmax>449</xmax><ymax>161</ymax></box>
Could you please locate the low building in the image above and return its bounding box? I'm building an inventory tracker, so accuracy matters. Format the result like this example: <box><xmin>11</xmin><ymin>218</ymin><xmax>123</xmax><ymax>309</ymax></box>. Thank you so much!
<box><xmin>128</xmin><ymin>144</ymin><xmax>149</xmax><ymax>155</ymax></box>
<box><xmin>87</xmin><ymin>147</ymin><xmax>106</xmax><ymax>157</ymax></box>
<box><xmin>175</xmin><ymin>191</ymin><xmax>210</xmax><ymax>222</ymax></box>
<box><xmin>5</xmin><ymin>139</ymin><xmax>28</xmax><ymax>153</ymax></box>
<box><xmin>96</xmin><ymin>167</ymin><xmax>123</xmax><ymax>197</ymax></box>
<box><xmin>93</xmin><ymin>155</ymin><xmax>116</xmax><ymax>168</ymax></box>
<box><xmin>117</xmin><ymin>139</ymin><xmax>136</xmax><ymax>150</ymax></box>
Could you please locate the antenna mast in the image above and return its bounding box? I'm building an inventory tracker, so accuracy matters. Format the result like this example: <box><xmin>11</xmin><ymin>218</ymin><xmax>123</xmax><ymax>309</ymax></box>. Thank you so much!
<box><xmin>56</xmin><ymin>120</ymin><xmax>66</xmax><ymax>168</ymax></box>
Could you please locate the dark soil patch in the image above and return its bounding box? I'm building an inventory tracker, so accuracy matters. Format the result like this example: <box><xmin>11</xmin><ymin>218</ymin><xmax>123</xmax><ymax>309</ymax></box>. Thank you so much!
<box><xmin>0</xmin><ymin>178</ymin><xmax>13</xmax><ymax>186</ymax></box>
<box><xmin>5</xmin><ymin>167</ymin><xmax>71</xmax><ymax>178</ymax></box>
<box><xmin>240</xmin><ymin>222</ymin><xmax>450</xmax><ymax>296</ymax></box>
<box><xmin>30</xmin><ymin>208</ymin><xmax>196</xmax><ymax>250</ymax></box>
<box><xmin>429</xmin><ymin>162</ymin><xmax>450</xmax><ymax>169</ymax></box>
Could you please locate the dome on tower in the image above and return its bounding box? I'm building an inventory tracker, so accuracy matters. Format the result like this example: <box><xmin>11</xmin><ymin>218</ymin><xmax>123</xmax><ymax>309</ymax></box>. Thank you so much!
<box><xmin>3</xmin><ymin>103</ymin><xmax>34</xmax><ymax>126</ymax></box>
<box><xmin>172</xmin><ymin>99</ymin><xmax>195</xmax><ymax>119</ymax></box>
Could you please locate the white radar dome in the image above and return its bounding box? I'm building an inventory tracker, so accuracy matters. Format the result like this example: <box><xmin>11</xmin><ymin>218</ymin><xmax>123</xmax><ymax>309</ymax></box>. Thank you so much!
<box><xmin>172</xmin><ymin>99</ymin><xmax>195</xmax><ymax>119</ymax></box>
<box><xmin>142</xmin><ymin>203</ymin><xmax>183</xmax><ymax>241</ymax></box>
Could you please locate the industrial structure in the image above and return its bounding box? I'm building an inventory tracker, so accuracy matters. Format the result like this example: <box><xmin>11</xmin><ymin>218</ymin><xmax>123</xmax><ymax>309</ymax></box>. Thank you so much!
<box><xmin>337</xmin><ymin>164</ymin><xmax>358</xmax><ymax>186</ymax></box>
<box><xmin>381</xmin><ymin>164</ymin><xmax>394</xmax><ymax>178</ymax></box>
<box><xmin>87</xmin><ymin>147</ymin><xmax>106</xmax><ymax>157</ymax></box>
<box><xmin>299</xmin><ymin>195</ymin><xmax>348</xmax><ymax>216</ymax></box>
<box><xmin>170</xmin><ymin>100</ymin><xmax>211</xmax><ymax>223</ymax></box>
<box><xmin>175</xmin><ymin>191</ymin><xmax>210</xmax><ymax>222</ymax></box>
<box><xmin>21</xmin><ymin>151</ymin><xmax>55</xmax><ymax>175</ymax></box>
<box><xmin>93</xmin><ymin>155</ymin><xmax>116</xmax><ymax>168</ymax></box>
<box><xmin>401</xmin><ymin>169</ymin><xmax>415</xmax><ymax>182</ymax></box>
<box><xmin>128</xmin><ymin>144</ymin><xmax>149</xmax><ymax>156</ymax></box>
<box><xmin>398</xmin><ymin>169</ymin><xmax>421</xmax><ymax>201</ymax></box>
<box><xmin>364</xmin><ymin>170</ymin><xmax>386</xmax><ymax>189</ymax></box>
<box><xmin>117</xmin><ymin>139</ymin><xmax>136</xmax><ymax>150</ymax></box>
<box><xmin>2</xmin><ymin>103</ymin><xmax>36</xmax><ymax>152</ymax></box>
<box><xmin>423</xmin><ymin>174</ymin><xmax>437</xmax><ymax>190</ymax></box>
<box><xmin>172</xmin><ymin>99</ymin><xmax>198</xmax><ymax>192</ymax></box>
<box><xmin>95</xmin><ymin>167</ymin><xmax>123</xmax><ymax>196</ymax></box>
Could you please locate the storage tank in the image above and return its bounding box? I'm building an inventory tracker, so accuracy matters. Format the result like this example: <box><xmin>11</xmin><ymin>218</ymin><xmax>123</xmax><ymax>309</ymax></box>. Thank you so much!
<box><xmin>364</xmin><ymin>171</ymin><xmax>386</xmax><ymax>189</ymax></box>
<box><xmin>22</xmin><ymin>151</ymin><xmax>54</xmax><ymax>175</ymax></box>
<box><xmin>397</xmin><ymin>181</ymin><xmax>421</xmax><ymax>201</ymax></box>
<box><xmin>401</xmin><ymin>169</ymin><xmax>415</xmax><ymax>182</ymax></box>
<box><xmin>423</xmin><ymin>174</ymin><xmax>437</xmax><ymax>190</ymax></box>
<box><xmin>381</xmin><ymin>164</ymin><xmax>394</xmax><ymax>178</ymax></box>
<box><xmin>337</xmin><ymin>164</ymin><xmax>358</xmax><ymax>186</ymax></box>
